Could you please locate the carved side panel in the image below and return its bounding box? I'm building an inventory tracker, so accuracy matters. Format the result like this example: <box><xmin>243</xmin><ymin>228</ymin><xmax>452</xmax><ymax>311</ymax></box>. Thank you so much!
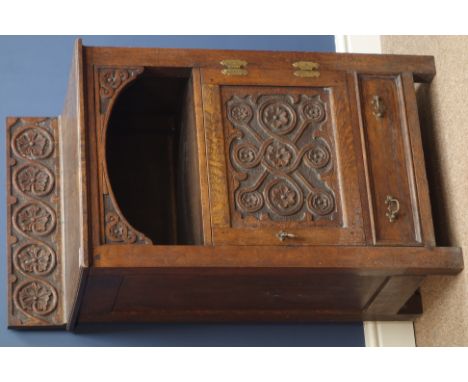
<box><xmin>6</xmin><ymin>117</ymin><xmax>64</xmax><ymax>327</ymax></box>
<box><xmin>95</xmin><ymin>66</ymin><xmax>151</xmax><ymax>245</ymax></box>
<box><xmin>223</xmin><ymin>87</ymin><xmax>342</xmax><ymax>227</ymax></box>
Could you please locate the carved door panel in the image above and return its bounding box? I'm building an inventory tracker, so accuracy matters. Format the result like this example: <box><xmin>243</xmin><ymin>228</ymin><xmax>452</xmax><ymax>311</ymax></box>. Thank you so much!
<box><xmin>202</xmin><ymin>69</ymin><xmax>365</xmax><ymax>245</ymax></box>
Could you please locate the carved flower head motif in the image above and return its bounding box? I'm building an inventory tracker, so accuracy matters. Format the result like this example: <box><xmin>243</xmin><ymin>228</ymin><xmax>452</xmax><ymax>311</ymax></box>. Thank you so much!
<box><xmin>239</xmin><ymin>191</ymin><xmax>263</xmax><ymax>212</ymax></box>
<box><xmin>263</xmin><ymin>104</ymin><xmax>292</xmax><ymax>130</ymax></box>
<box><xmin>16</xmin><ymin>165</ymin><xmax>53</xmax><ymax>196</ymax></box>
<box><xmin>16</xmin><ymin>244</ymin><xmax>54</xmax><ymax>275</ymax></box>
<box><xmin>230</xmin><ymin>103</ymin><xmax>253</xmax><ymax>124</ymax></box>
<box><xmin>307</xmin><ymin>145</ymin><xmax>330</xmax><ymax>169</ymax></box>
<box><xmin>309</xmin><ymin>192</ymin><xmax>335</xmax><ymax>215</ymax></box>
<box><xmin>238</xmin><ymin>147</ymin><xmax>256</xmax><ymax>164</ymax></box>
<box><xmin>266</xmin><ymin>142</ymin><xmax>293</xmax><ymax>169</ymax></box>
<box><xmin>16</xmin><ymin>281</ymin><xmax>56</xmax><ymax>315</ymax></box>
<box><xmin>270</xmin><ymin>183</ymin><xmax>297</xmax><ymax>209</ymax></box>
<box><xmin>303</xmin><ymin>101</ymin><xmax>325</xmax><ymax>122</ymax></box>
<box><xmin>14</xmin><ymin>128</ymin><xmax>53</xmax><ymax>160</ymax></box>
<box><xmin>16</xmin><ymin>203</ymin><xmax>54</xmax><ymax>236</ymax></box>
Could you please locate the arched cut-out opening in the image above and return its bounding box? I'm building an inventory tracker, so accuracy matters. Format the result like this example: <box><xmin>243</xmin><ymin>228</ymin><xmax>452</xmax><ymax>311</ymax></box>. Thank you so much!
<box><xmin>106</xmin><ymin>68</ymin><xmax>203</xmax><ymax>244</ymax></box>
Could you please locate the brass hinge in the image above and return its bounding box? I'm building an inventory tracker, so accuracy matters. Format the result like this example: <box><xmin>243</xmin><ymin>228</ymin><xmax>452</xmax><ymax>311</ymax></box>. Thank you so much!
<box><xmin>292</xmin><ymin>61</ymin><xmax>320</xmax><ymax>78</ymax></box>
<box><xmin>220</xmin><ymin>59</ymin><xmax>248</xmax><ymax>76</ymax></box>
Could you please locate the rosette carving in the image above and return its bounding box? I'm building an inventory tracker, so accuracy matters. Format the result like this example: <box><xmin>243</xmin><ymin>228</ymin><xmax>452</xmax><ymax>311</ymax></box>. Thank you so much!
<box><xmin>12</xmin><ymin>126</ymin><xmax>54</xmax><ymax>160</ymax></box>
<box><xmin>237</xmin><ymin>191</ymin><xmax>264</xmax><ymax>213</ymax></box>
<box><xmin>14</xmin><ymin>281</ymin><xmax>58</xmax><ymax>316</ymax></box>
<box><xmin>306</xmin><ymin>143</ymin><xmax>331</xmax><ymax>169</ymax></box>
<box><xmin>14</xmin><ymin>242</ymin><xmax>56</xmax><ymax>275</ymax></box>
<box><xmin>266</xmin><ymin>179</ymin><xmax>303</xmax><ymax>216</ymax></box>
<box><xmin>265</xmin><ymin>141</ymin><xmax>294</xmax><ymax>170</ymax></box>
<box><xmin>308</xmin><ymin>191</ymin><xmax>335</xmax><ymax>216</ymax></box>
<box><xmin>259</xmin><ymin>100</ymin><xmax>297</xmax><ymax>135</ymax></box>
<box><xmin>229</xmin><ymin>103</ymin><xmax>253</xmax><ymax>124</ymax></box>
<box><xmin>302</xmin><ymin>99</ymin><xmax>326</xmax><ymax>122</ymax></box>
<box><xmin>14</xmin><ymin>202</ymin><xmax>56</xmax><ymax>237</ymax></box>
<box><xmin>14</xmin><ymin>163</ymin><xmax>54</xmax><ymax>196</ymax></box>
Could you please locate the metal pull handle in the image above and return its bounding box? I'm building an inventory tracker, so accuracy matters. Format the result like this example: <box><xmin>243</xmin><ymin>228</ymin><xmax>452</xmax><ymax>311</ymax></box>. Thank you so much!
<box><xmin>371</xmin><ymin>95</ymin><xmax>385</xmax><ymax>118</ymax></box>
<box><xmin>385</xmin><ymin>195</ymin><xmax>400</xmax><ymax>223</ymax></box>
<box><xmin>277</xmin><ymin>230</ymin><xmax>296</xmax><ymax>242</ymax></box>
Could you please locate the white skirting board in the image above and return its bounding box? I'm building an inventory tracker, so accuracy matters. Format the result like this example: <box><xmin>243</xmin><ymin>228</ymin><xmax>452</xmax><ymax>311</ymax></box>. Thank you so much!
<box><xmin>335</xmin><ymin>35</ymin><xmax>416</xmax><ymax>347</ymax></box>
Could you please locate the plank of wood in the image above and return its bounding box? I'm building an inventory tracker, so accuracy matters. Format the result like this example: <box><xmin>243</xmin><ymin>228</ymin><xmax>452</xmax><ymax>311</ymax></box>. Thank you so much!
<box><xmin>84</xmin><ymin>46</ymin><xmax>436</xmax><ymax>83</ymax></box>
<box><xmin>93</xmin><ymin>244</ymin><xmax>463</xmax><ymax>276</ymax></box>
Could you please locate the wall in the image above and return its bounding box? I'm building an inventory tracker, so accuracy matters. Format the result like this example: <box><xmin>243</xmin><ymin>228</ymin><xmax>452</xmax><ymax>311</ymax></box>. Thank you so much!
<box><xmin>0</xmin><ymin>35</ymin><xmax>364</xmax><ymax>346</ymax></box>
<box><xmin>381</xmin><ymin>36</ymin><xmax>468</xmax><ymax>346</ymax></box>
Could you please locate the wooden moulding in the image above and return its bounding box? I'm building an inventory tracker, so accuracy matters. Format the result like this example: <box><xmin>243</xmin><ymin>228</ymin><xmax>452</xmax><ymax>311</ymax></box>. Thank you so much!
<box><xmin>93</xmin><ymin>245</ymin><xmax>463</xmax><ymax>275</ymax></box>
<box><xmin>84</xmin><ymin>47</ymin><xmax>437</xmax><ymax>83</ymax></box>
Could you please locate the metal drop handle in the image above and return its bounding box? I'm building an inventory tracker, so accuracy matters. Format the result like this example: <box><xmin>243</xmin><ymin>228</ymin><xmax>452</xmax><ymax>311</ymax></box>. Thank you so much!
<box><xmin>277</xmin><ymin>230</ymin><xmax>296</xmax><ymax>242</ymax></box>
<box><xmin>385</xmin><ymin>195</ymin><xmax>400</xmax><ymax>223</ymax></box>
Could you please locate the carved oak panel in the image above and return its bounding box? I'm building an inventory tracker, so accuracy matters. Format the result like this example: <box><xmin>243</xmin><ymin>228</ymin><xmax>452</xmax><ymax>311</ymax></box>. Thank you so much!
<box><xmin>222</xmin><ymin>86</ymin><xmax>341</xmax><ymax>228</ymax></box>
<box><xmin>6</xmin><ymin>117</ymin><xmax>64</xmax><ymax>327</ymax></box>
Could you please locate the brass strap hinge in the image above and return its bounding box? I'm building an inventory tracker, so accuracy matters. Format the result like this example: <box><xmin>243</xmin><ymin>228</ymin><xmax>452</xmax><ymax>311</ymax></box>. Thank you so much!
<box><xmin>220</xmin><ymin>59</ymin><xmax>248</xmax><ymax>76</ymax></box>
<box><xmin>292</xmin><ymin>61</ymin><xmax>320</xmax><ymax>78</ymax></box>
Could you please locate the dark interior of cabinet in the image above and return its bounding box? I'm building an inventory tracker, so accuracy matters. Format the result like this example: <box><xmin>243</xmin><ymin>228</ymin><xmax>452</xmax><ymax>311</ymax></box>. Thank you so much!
<box><xmin>106</xmin><ymin>68</ymin><xmax>203</xmax><ymax>245</ymax></box>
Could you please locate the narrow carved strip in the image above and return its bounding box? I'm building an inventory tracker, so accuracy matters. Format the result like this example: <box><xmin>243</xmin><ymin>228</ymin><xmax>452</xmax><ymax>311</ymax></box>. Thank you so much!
<box><xmin>6</xmin><ymin>117</ymin><xmax>64</xmax><ymax>327</ymax></box>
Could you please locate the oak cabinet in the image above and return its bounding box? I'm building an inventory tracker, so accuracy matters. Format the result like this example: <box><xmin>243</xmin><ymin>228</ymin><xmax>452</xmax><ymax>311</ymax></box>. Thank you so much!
<box><xmin>5</xmin><ymin>40</ymin><xmax>463</xmax><ymax>329</ymax></box>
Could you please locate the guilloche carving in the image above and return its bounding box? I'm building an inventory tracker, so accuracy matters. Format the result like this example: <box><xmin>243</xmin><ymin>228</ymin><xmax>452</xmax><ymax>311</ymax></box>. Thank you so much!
<box><xmin>225</xmin><ymin>93</ymin><xmax>338</xmax><ymax>224</ymax></box>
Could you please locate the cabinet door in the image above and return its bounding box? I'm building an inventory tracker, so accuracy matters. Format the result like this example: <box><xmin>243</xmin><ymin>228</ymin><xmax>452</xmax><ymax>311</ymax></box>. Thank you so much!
<box><xmin>359</xmin><ymin>75</ymin><xmax>421</xmax><ymax>245</ymax></box>
<box><xmin>201</xmin><ymin>68</ymin><xmax>365</xmax><ymax>245</ymax></box>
